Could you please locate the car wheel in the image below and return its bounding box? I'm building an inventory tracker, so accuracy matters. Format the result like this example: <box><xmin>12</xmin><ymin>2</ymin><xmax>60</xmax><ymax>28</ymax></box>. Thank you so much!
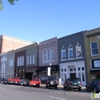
<box><xmin>78</xmin><ymin>88</ymin><xmax>81</xmax><ymax>91</ymax></box>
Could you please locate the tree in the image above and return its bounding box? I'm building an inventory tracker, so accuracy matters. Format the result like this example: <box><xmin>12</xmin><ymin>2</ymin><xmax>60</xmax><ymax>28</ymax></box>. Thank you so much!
<box><xmin>0</xmin><ymin>0</ymin><xmax>18</xmax><ymax>10</ymax></box>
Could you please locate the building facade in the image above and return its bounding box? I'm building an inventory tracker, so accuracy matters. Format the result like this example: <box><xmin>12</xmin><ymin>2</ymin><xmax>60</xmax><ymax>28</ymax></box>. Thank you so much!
<box><xmin>25</xmin><ymin>43</ymin><xmax>38</xmax><ymax>80</ymax></box>
<box><xmin>84</xmin><ymin>28</ymin><xmax>100</xmax><ymax>83</ymax></box>
<box><xmin>6</xmin><ymin>50</ymin><xmax>15</xmax><ymax>78</ymax></box>
<box><xmin>39</xmin><ymin>37</ymin><xmax>59</xmax><ymax>83</ymax></box>
<box><xmin>58</xmin><ymin>31</ymin><xmax>87</xmax><ymax>86</ymax></box>
<box><xmin>15</xmin><ymin>50</ymin><xmax>26</xmax><ymax>79</ymax></box>
<box><xmin>0</xmin><ymin>53</ymin><xmax>8</xmax><ymax>78</ymax></box>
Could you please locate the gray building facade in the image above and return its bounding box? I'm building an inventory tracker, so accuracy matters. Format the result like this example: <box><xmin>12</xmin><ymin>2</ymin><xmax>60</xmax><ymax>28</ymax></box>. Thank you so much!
<box><xmin>58</xmin><ymin>31</ymin><xmax>87</xmax><ymax>86</ymax></box>
<box><xmin>39</xmin><ymin>37</ymin><xmax>59</xmax><ymax>83</ymax></box>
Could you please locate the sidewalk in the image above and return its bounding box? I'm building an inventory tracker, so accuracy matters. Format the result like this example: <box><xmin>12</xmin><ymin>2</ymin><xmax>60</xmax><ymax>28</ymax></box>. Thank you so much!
<box><xmin>40</xmin><ymin>84</ymin><xmax>86</xmax><ymax>90</ymax></box>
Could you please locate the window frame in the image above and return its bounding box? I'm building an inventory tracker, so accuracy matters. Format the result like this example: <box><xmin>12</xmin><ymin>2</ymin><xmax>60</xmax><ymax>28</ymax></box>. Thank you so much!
<box><xmin>61</xmin><ymin>46</ymin><xmax>66</xmax><ymax>60</ymax></box>
<box><xmin>68</xmin><ymin>45</ymin><xmax>74</xmax><ymax>59</ymax></box>
<box><xmin>51</xmin><ymin>48</ymin><xmax>54</xmax><ymax>61</ymax></box>
<box><xmin>90</xmin><ymin>41</ymin><xmax>99</xmax><ymax>56</ymax></box>
<box><xmin>76</xmin><ymin>43</ymin><xmax>82</xmax><ymax>58</ymax></box>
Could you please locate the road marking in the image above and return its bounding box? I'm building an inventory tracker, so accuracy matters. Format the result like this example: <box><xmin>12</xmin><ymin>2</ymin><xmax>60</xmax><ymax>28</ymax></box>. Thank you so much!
<box><xmin>49</xmin><ymin>96</ymin><xmax>66</xmax><ymax>100</ymax></box>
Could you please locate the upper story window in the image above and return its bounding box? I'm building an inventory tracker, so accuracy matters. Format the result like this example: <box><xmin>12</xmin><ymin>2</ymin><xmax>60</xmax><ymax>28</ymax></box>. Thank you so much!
<box><xmin>32</xmin><ymin>54</ymin><xmax>35</xmax><ymax>64</ymax></box>
<box><xmin>91</xmin><ymin>42</ymin><xmax>98</xmax><ymax>56</ymax></box>
<box><xmin>22</xmin><ymin>56</ymin><xmax>24</xmax><ymax>65</ymax></box>
<box><xmin>51</xmin><ymin>48</ymin><xmax>54</xmax><ymax>61</ymax></box>
<box><xmin>30</xmin><ymin>55</ymin><xmax>32</xmax><ymax>64</ymax></box>
<box><xmin>47</xmin><ymin>49</ymin><xmax>50</xmax><ymax>61</ymax></box>
<box><xmin>76</xmin><ymin>42</ymin><xmax>82</xmax><ymax>58</ymax></box>
<box><xmin>43</xmin><ymin>50</ymin><xmax>46</xmax><ymax>62</ymax></box>
<box><xmin>9</xmin><ymin>59</ymin><xmax>13</xmax><ymax>66</ymax></box>
<box><xmin>27</xmin><ymin>55</ymin><xmax>29</xmax><ymax>65</ymax></box>
<box><xmin>68</xmin><ymin>44</ymin><xmax>74</xmax><ymax>59</ymax></box>
<box><xmin>61</xmin><ymin>46</ymin><xmax>66</xmax><ymax>60</ymax></box>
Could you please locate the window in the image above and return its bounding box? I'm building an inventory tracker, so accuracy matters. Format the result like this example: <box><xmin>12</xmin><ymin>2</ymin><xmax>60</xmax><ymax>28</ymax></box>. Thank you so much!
<box><xmin>30</xmin><ymin>55</ymin><xmax>32</xmax><ymax>64</ymax></box>
<box><xmin>9</xmin><ymin>59</ymin><xmax>13</xmax><ymax>66</ymax></box>
<box><xmin>76</xmin><ymin>43</ymin><xmax>82</xmax><ymax>58</ymax></box>
<box><xmin>61</xmin><ymin>46</ymin><xmax>66</xmax><ymax>60</ymax></box>
<box><xmin>91</xmin><ymin>42</ymin><xmax>98</xmax><ymax>55</ymax></box>
<box><xmin>43</xmin><ymin>50</ymin><xmax>46</xmax><ymax>62</ymax></box>
<box><xmin>82</xmin><ymin>73</ymin><xmax>85</xmax><ymax>81</ymax></box>
<box><xmin>78</xmin><ymin>73</ymin><xmax>81</xmax><ymax>81</ymax></box>
<box><xmin>32</xmin><ymin>54</ymin><xmax>35</xmax><ymax>64</ymax></box>
<box><xmin>61</xmin><ymin>69</ymin><xmax>63</xmax><ymax>72</ymax></box>
<box><xmin>78</xmin><ymin>67</ymin><xmax>80</xmax><ymax>71</ymax></box>
<box><xmin>51</xmin><ymin>48</ymin><xmax>54</xmax><ymax>61</ymax></box>
<box><xmin>22</xmin><ymin>56</ymin><xmax>24</xmax><ymax>65</ymax></box>
<box><xmin>47</xmin><ymin>49</ymin><xmax>50</xmax><ymax>61</ymax></box>
<box><xmin>17</xmin><ymin>57</ymin><xmax>19</xmax><ymax>66</ymax></box>
<box><xmin>82</xmin><ymin>67</ymin><xmax>84</xmax><ymax>70</ymax></box>
<box><xmin>27</xmin><ymin>55</ymin><xmax>29</xmax><ymax>65</ymax></box>
<box><xmin>70</xmin><ymin>68</ymin><xmax>73</xmax><ymax>71</ymax></box>
<box><xmin>19</xmin><ymin>57</ymin><xmax>22</xmax><ymax>66</ymax></box>
<box><xmin>68</xmin><ymin>45</ymin><xmax>74</xmax><ymax>59</ymax></box>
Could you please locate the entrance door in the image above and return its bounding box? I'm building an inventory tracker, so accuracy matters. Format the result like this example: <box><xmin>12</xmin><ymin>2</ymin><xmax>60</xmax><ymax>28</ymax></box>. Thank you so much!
<box><xmin>70</xmin><ymin>73</ymin><xmax>76</xmax><ymax>78</ymax></box>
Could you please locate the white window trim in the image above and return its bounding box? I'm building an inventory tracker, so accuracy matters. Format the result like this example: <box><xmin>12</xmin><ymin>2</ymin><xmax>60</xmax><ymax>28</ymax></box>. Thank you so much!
<box><xmin>43</xmin><ymin>49</ymin><xmax>47</xmax><ymax>63</ymax></box>
<box><xmin>30</xmin><ymin>55</ymin><xmax>32</xmax><ymax>64</ymax></box>
<box><xmin>33</xmin><ymin>54</ymin><xmax>35</xmax><ymax>64</ymax></box>
<box><xmin>90</xmin><ymin>41</ymin><xmax>99</xmax><ymax>56</ymax></box>
<box><xmin>51</xmin><ymin>47</ymin><xmax>54</xmax><ymax>61</ymax></box>
<box><xmin>76</xmin><ymin>45</ymin><xmax>82</xmax><ymax>58</ymax></box>
<box><xmin>68</xmin><ymin>46</ymin><xmax>74</xmax><ymax>59</ymax></box>
<box><xmin>61</xmin><ymin>49</ymin><xmax>66</xmax><ymax>60</ymax></box>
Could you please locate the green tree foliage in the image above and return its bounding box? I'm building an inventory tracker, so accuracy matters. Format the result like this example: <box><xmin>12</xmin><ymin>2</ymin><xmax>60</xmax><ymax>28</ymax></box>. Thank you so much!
<box><xmin>0</xmin><ymin>0</ymin><xmax>18</xmax><ymax>10</ymax></box>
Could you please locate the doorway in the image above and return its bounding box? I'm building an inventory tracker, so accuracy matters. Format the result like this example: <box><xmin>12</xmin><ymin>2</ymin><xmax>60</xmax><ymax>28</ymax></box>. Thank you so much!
<box><xmin>70</xmin><ymin>73</ymin><xmax>76</xmax><ymax>78</ymax></box>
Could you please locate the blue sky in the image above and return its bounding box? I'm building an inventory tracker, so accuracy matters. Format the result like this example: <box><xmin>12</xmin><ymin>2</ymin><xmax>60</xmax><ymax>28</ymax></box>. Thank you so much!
<box><xmin>0</xmin><ymin>0</ymin><xmax>100</xmax><ymax>42</ymax></box>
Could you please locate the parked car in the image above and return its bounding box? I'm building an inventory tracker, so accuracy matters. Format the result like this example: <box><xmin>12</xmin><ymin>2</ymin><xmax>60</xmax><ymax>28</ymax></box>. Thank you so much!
<box><xmin>63</xmin><ymin>78</ymin><xmax>82</xmax><ymax>91</ymax></box>
<box><xmin>30</xmin><ymin>78</ymin><xmax>41</xmax><ymax>87</ymax></box>
<box><xmin>8</xmin><ymin>77</ymin><xmax>21</xmax><ymax>85</ymax></box>
<box><xmin>19</xmin><ymin>79</ymin><xmax>29</xmax><ymax>86</ymax></box>
<box><xmin>86</xmin><ymin>79</ymin><xmax>100</xmax><ymax>93</ymax></box>
<box><xmin>46</xmin><ymin>77</ymin><xmax>58</xmax><ymax>89</ymax></box>
<box><xmin>0</xmin><ymin>78</ymin><xmax>8</xmax><ymax>84</ymax></box>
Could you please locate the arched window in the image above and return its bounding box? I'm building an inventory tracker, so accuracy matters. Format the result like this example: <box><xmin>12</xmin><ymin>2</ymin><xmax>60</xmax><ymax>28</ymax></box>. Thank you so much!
<box><xmin>47</xmin><ymin>49</ymin><xmax>50</xmax><ymax>61</ymax></box>
<box><xmin>51</xmin><ymin>48</ymin><xmax>54</xmax><ymax>61</ymax></box>
<box><xmin>61</xmin><ymin>46</ymin><xmax>66</xmax><ymax>60</ymax></box>
<box><xmin>43</xmin><ymin>50</ymin><xmax>46</xmax><ymax>62</ymax></box>
<box><xmin>68</xmin><ymin>44</ymin><xmax>74</xmax><ymax>59</ymax></box>
<box><xmin>76</xmin><ymin>42</ymin><xmax>82</xmax><ymax>58</ymax></box>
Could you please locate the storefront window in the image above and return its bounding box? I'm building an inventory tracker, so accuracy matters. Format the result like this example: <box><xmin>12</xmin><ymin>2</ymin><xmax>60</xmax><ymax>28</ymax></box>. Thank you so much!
<box><xmin>82</xmin><ymin>73</ymin><xmax>85</xmax><ymax>81</ymax></box>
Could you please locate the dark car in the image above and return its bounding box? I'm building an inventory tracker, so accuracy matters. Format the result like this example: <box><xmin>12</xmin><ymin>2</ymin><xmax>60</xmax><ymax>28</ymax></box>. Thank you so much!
<box><xmin>46</xmin><ymin>77</ymin><xmax>58</xmax><ymax>89</ymax></box>
<box><xmin>86</xmin><ymin>79</ymin><xmax>100</xmax><ymax>93</ymax></box>
<box><xmin>0</xmin><ymin>78</ymin><xmax>8</xmax><ymax>84</ymax></box>
<box><xmin>63</xmin><ymin>78</ymin><xmax>82</xmax><ymax>91</ymax></box>
<box><xmin>19</xmin><ymin>79</ymin><xmax>29</xmax><ymax>86</ymax></box>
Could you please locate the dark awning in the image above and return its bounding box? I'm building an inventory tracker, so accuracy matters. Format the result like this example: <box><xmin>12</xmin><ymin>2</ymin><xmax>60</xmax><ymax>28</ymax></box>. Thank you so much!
<box><xmin>90</xmin><ymin>70</ymin><xmax>100</xmax><ymax>74</ymax></box>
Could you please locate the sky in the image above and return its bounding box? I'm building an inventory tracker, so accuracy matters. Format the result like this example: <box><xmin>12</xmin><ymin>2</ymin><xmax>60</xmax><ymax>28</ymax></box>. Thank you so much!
<box><xmin>0</xmin><ymin>0</ymin><xmax>100</xmax><ymax>42</ymax></box>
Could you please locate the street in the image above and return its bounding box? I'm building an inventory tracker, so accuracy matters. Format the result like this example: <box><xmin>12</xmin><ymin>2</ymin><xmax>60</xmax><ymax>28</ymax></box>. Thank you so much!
<box><xmin>0</xmin><ymin>84</ymin><xmax>92</xmax><ymax>100</ymax></box>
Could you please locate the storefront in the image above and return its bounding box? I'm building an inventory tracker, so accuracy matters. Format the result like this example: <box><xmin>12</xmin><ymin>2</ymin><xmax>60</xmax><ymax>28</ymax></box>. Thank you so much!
<box><xmin>90</xmin><ymin>59</ymin><xmax>100</xmax><ymax>79</ymax></box>
<box><xmin>25</xmin><ymin>67</ymin><xmax>38</xmax><ymax>80</ymax></box>
<box><xmin>59</xmin><ymin>61</ymin><xmax>86</xmax><ymax>86</ymax></box>
<box><xmin>15</xmin><ymin>68</ymin><xmax>25</xmax><ymax>79</ymax></box>
<box><xmin>39</xmin><ymin>65</ymin><xmax>59</xmax><ymax>84</ymax></box>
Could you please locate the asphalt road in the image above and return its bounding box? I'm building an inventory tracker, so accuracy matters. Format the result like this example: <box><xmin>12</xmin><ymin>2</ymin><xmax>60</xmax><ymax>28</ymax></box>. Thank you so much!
<box><xmin>0</xmin><ymin>84</ymin><xmax>92</xmax><ymax>100</ymax></box>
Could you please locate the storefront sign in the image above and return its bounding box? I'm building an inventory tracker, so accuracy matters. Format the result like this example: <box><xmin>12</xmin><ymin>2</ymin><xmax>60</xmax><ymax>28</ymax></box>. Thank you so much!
<box><xmin>94</xmin><ymin>60</ymin><xmax>100</xmax><ymax>68</ymax></box>
<box><xmin>1</xmin><ymin>56</ymin><xmax>7</xmax><ymax>62</ymax></box>
<box><xmin>26</xmin><ymin>68</ymin><xmax>36</xmax><ymax>72</ymax></box>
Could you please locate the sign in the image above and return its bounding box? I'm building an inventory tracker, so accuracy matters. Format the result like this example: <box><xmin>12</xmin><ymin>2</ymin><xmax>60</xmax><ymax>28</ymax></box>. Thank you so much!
<box><xmin>94</xmin><ymin>60</ymin><xmax>100</xmax><ymax>68</ymax></box>
<box><xmin>47</xmin><ymin>67</ymin><xmax>51</xmax><ymax>76</ymax></box>
<box><xmin>1</xmin><ymin>56</ymin><xmax>7</xmax><ymax>62</ymax></box>
<box><xmin>91</xmin><ymin>91</ymin><xmax>100</xmax><ymax>100</ymax></box>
